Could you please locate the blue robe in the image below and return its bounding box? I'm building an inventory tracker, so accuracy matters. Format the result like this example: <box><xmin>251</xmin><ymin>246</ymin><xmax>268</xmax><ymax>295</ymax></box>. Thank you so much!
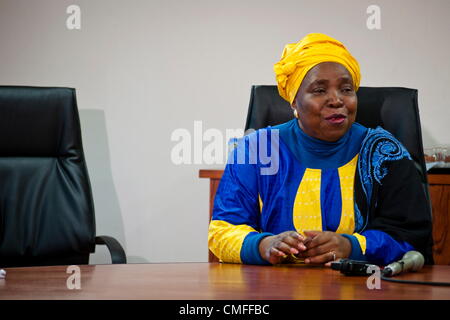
<box><xmin>208</xmin><ymin>119</ymin><xmax>433</xmax><ymax>266</ymax></box>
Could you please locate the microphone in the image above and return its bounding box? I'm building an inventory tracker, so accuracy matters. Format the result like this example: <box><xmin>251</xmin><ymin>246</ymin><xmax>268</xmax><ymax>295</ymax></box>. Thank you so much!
<box><xmin>330</xmin><ymin>259</ymin><xmax>376</xmax><ymax>276</ymax></box>
<box><xmin>382</xmin><ymin>251</ymin><xmax>424</xmax><ymax>277</ymax></box>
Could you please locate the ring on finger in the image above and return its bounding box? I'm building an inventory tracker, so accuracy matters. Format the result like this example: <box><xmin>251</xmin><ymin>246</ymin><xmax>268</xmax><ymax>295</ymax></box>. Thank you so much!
<box><xmin>329</xmin><ymin>250</ymin><xmax>336</xmax><ymax>261</ymax></box>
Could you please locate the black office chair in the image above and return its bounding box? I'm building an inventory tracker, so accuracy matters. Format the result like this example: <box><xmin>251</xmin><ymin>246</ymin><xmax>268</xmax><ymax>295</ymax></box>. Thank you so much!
<box><xmin>0</xmin><ymin>86</ymin><xmax>126</xmax><ymax>267</ymax></box>
<box><xmin>244</xmin><ymin>85</ymin><xmax>433</xmax><ymax>262</ymax></box>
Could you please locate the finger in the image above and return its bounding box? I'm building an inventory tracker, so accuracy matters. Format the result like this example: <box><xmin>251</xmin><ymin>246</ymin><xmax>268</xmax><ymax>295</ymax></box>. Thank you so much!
<box><xmin>268</xmin><ymin>247</ymin><xmax>286</xmax><ymax>263</ymax></box>
<box><xmin>302</xmin><ymin>242</ymin><xmax>333</xmax><ymax>258</ymax></box>
<box><xmin>268</xmin><ymin>247</ymin><xmax>287</xmax><ymax>265</ymax></box>
<box><xmin>301</xmin><ymin>231</ymin><xmax>318</xmax><ymax>249</ymax></box>
<box><xmin>303</xmin><ymin>230</ymin><xmax>322</xmax><ymax>248</ymax></box>
<box><xmin>324</xmin><ymin>260</ymin><xmax>338</xmax><ymax>267</ymax></box>
<box><xmin>304</xmin><ymin>231</ymin><xmax>331</xmax><ymax>249</ymax></box>
<box><xmin>302</xmin><ymin>236</ymin><xmax>313</xmax><ymax>246</ymax></box>
<box><xmin>275</xmin><ymin>240</ymin><xmax>300</xmax><ymax>255</ymax></box>
<box><xmin>303</xmin><ymin>230</ymin><xmax>321</xmax><ymax>238</ymax></box>
<box><xmin>324</xmin><ymin>255</ymin><xmax>340</xmax><ymax>267</ymax></box>
<box><xmin>281</xmin><ymin>233</ymin><xmax>307</xmax><ymax>251</ymax></box>
<box><xmin>283</xmin><ymin>231</ymin><xmax>306</xmax><ymax>243</ymax></box>
<box><xmin>270</xmin><ymin>247</ymin><xmax>286</xmax><ymax>257</ymax></box>
<box><xmin>305</xmin><ymin>251</ymin><xmax>335</xmax><ymax>264</ymax></box>
<box><xmin>270</xmin><ymin>247</ymin><xmax>287</xmax><ymax>258</ymax></box>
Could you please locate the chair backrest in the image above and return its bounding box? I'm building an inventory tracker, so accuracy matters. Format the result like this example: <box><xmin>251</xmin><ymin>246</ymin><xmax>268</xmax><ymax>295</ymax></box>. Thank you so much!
<box><xmin>0</xmin><ymin>86</ymin><xmax>96</xmax><ymax>267</ymax></box>
<box><xmin>244</xmin><ymin>85</ymin><xmax>429</xmax><ymax>187</ymax></box>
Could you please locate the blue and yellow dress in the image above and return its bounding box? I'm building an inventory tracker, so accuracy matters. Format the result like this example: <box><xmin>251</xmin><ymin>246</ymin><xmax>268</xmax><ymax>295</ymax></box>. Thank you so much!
<box><xmin>208</xmin><ymin>119</ymin><xmax>433</xmax><ymax>265</ymax></box>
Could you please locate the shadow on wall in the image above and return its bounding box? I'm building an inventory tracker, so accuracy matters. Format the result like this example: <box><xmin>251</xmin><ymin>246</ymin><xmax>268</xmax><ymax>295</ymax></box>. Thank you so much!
<box><xmin>78</xmin><ymin>109</ymin><xmax>137</xmax><ymax>264</ymax></box>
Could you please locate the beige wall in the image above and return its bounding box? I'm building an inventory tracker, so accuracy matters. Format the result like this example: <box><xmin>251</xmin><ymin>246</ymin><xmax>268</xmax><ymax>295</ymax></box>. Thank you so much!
<box><xmin>0</xmin><ymin>0</ymin><xmax>449</xmax><ymax>263</ymax></box>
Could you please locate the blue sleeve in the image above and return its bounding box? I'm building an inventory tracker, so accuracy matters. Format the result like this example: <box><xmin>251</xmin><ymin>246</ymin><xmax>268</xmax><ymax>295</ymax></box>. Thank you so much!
<box><xmin>212</xmin><ymin>134</ymin><xmax>260</xmax><ymax>227</ymax></box>
<box><xmin>341</xmin><ymin>234</ymin><xmax>367</xmax><ymax>261</ymax></box>
<box><xmin>362</xmin><ymin>230</ymin><xmax>414</xmax><ymax>265</ymax></box>
<box><xmin>209</xmin><ymin>132</ymin><xmax>273</xmax><ymax>264</ymax></box>
<box><xmin>241</xmin><ymin>232</ymin><xmax>273</xmax><ymax>265</ymax></box>
<box><xmin>342</xmin><ymin>230</ymin><xmax>415</xmax><ymax>265</ymax></box>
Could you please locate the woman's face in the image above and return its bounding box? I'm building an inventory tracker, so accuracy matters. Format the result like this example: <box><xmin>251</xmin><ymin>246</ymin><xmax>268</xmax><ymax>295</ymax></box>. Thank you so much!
<box><xmin>292</xmin><ymin>62</ymin><xmax>357</xmax><ymax>142</ymax></box>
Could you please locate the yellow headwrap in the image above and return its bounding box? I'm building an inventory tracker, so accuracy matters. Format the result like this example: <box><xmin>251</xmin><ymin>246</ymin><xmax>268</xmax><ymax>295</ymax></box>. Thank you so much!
<box><xmin>274</xmin><ymin>33</ymin><xmax>361</xmax><ymax>104</ymax></box>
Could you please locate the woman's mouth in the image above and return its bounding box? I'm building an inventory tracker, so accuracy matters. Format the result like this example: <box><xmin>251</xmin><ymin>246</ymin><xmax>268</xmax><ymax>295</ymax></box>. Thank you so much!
<box><xmin>325</xmin><ymin>113</ymin><xmax>347</xmax><ymax>124</ymax></box>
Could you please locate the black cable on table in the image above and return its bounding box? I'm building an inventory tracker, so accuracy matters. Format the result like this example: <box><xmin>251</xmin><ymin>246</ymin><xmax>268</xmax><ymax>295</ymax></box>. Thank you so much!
<box><xmin>381</xmin><ymin>275</ymin><xmax>450</xmax><ymax>286</ymax></box>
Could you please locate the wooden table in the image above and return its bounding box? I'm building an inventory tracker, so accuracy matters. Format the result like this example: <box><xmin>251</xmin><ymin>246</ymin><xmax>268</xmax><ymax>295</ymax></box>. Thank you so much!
<box><xmin>201</xmin><ymin>170</ymin><xmax>450</xmax><ymax>265</ymax></box>
<box><xmin>1</xmin><ymin>263</ymin><xmax>450</xmax><ymax>300</ymax></box>
<box><xmin>429</xmin><ymin>174</ymin><xmax>450</xmax><ymax>264</ymax></box>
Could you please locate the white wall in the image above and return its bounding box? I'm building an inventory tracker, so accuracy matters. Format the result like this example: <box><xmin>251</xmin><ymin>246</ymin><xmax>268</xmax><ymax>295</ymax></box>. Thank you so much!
<box><xmin>0</xmin><ymin>0</ymin><xmax>449</xmax><ymax>263</ymax></box>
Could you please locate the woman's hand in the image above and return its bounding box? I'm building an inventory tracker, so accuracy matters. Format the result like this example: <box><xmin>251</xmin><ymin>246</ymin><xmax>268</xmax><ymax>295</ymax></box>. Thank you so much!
<box><xmin>259</xmin><ymin>231</ymin><xmax>307</xmax><ymax>265</ymax></box>
<box><xmin>300</xmin><ymin>230</ymin><xmax>352</xmax><ymax>266</ymax></box>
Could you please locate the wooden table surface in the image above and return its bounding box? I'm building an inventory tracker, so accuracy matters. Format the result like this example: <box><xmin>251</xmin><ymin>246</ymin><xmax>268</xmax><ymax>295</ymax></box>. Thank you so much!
<box><xmin>1</xmin><ymin>263</ymin><xmax>450</xmax><ymax>300</ymax></box>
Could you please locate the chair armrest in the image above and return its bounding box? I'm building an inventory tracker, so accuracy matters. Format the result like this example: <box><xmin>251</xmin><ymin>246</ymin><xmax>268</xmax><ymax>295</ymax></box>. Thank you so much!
<box><xmin>95</xmin><ymin>235</ymin><xmax>127</xmax><ymax>264</ymax></box>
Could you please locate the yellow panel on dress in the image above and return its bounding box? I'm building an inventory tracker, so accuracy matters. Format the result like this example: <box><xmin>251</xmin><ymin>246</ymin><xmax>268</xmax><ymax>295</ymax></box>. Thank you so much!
<box><xmin>335</xmin><ymin>155</ymin><xmax>358</xmax><ymax>234</ymax></box>
<box><xmin>293</xmin><ymin>168</ymin><xmax>322</xmax><ymax>235</ymax></box>
<box><xmin>353</xmin><ymin>232</ymin><xmax>367</xmax><ymax>254</ymax></box>
<box><xmin>208</xmin><ymin>220</ymin><xmax>258</xmax><ymax>263</ymax></box>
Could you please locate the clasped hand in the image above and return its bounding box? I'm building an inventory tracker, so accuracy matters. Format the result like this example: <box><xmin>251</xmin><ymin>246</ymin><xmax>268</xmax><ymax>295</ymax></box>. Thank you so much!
<box><xmin>258</xmin><ymin>230</ymin><xmax>351</xmax><ymax>266</ymax></box>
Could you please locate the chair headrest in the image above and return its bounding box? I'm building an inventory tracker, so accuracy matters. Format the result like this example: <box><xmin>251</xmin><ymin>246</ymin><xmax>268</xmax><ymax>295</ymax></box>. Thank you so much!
<box><xmin>0</xmin><ymin>86</ymin><xmax>81</xmax><ymax>157</ymax></box>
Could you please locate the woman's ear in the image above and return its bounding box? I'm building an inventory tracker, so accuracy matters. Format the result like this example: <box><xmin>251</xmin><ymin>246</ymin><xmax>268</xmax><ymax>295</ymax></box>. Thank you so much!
<box><xmin>291</xmin><ymin>106</ymin><xmax>299</xmax><ymax>119</ymax></box>
<box><xmin>291</xmin><ymin>100</ymin><xmax>299</xmax><ymax>119</ymax></box>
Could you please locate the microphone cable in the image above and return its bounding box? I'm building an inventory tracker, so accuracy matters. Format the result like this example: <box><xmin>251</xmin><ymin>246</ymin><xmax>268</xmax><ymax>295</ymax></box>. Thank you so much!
<box><xmin>380</xmin><ymin>270</ymin><xmax>450</xmax><ymax>287</ymax></box>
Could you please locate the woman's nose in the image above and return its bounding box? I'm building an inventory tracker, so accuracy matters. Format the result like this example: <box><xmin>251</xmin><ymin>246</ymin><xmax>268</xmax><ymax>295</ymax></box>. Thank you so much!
<box><xmin>327</xmin><ymin>90</ymin><xmax>344</xmax><ymax>108</ymax></box>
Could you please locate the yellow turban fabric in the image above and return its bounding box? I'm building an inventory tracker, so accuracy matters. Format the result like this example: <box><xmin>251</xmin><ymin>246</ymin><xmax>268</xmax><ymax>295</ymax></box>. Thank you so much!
<box><xmin>274</xmin><ymin>33</ymin><xmax>361</xmax><ymax>104</ymax></box>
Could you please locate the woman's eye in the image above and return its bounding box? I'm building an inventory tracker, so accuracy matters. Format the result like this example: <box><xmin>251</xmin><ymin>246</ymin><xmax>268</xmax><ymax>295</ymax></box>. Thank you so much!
<box><xmin>342</xmin><ymin>87</ymin><xmax>353</xmax><ymax>93</ymax></box>
<box><xmin>313</xmin><ymin>88</ymin><xmax>326</xmax><ymax>94</ymax></box>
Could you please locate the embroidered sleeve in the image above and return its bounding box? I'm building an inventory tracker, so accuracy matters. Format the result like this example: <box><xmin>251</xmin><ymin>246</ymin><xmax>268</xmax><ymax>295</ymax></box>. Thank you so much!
<box><xmin>358</xmin><ymin>127</ymin><xmax>411</xmax><ymax>203</ymax></box>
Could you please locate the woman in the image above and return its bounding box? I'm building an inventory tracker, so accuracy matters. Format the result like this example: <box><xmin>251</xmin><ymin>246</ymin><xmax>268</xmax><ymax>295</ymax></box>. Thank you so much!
<box><xmin>208</xmin><ymin>33</ymin><xmax>433</xmax><ymax>266</ymax></box>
